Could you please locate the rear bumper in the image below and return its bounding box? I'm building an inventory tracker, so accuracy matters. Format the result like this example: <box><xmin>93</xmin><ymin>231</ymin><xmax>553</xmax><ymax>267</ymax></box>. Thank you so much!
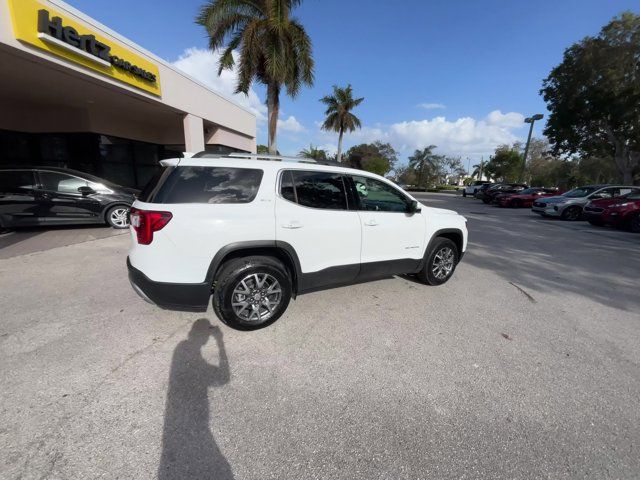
<box><xmin>127</xmin><ymin>257</ymin><xmax>210</xmax><ymax>312</ymax></box>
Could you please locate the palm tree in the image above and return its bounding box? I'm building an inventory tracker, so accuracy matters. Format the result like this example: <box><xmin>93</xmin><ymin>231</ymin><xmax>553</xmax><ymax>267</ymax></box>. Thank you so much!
<box><xmin>298</xmin><ymin>144</ymin><xmax>328</xmax><ymax>161</ymax></box>
<box><xmin>320</xmin><ymin>84</ymin><xmax>364</xmax><ymax>162</ymax></box>
<box><xmin>197</xmin><ymin>0</ymin><xmax>314</xmax><ymax>154</ymax></box>
<box><xmin>408</xmin><ymin>145</ymin><xmax>438</xmax><ymax>188</ymax></box>
<box><xmin>471</xmin><ymin>161</ymin><xmax>484</xmax><ymax>179</ymax></box>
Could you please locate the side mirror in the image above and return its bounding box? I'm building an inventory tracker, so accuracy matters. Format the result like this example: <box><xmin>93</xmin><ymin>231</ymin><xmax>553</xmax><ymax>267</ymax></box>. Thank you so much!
<box><xmin>407</xmin><ymin>200</ymin><xmax>421</xmax><ymax>214</ymax></box>
<box><xmin>78</xmin><ymin>186</ymin><xmax>95</xmax><ymax>196</ymax></box>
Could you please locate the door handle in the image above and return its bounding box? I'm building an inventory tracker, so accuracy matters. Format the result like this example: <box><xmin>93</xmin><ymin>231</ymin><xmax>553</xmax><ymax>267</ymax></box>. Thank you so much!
<box><xmin>282</xmin><ymin>221</ymin><xmax>303</xmax><ymax>229</ymax></box>
<box><xmin>364</xmin><ymin>219</ymin><xmax>379</xmax><ymax>227</ymax></box>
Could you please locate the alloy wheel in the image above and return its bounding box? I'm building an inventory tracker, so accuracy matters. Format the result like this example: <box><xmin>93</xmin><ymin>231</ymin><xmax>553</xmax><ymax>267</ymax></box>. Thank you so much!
<box><xmin>432</xmin><ymin>246</ymin><xmax>455</xmax><ymax>280</ymax></box>
<box><xmin>109</xmin><ymin>208</ymin><xmax>130</xmax><ymax>228</ymax></box>
<box><xmin>563</xmin><ymin>206</ymin><xmax>581</xmax><ymax>221</ymax></box>
<box><xmin>231</xmin><ymin>273</ymin><xmax>282</xmax><ymax>322</ymax></box>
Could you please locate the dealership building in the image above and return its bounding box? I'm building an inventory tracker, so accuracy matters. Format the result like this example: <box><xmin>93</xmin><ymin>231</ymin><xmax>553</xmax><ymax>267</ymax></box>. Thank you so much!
<box><xmin>0</xmin><ymin>0</ymin><xmax>257</xmax><ymax>188</ymax></box>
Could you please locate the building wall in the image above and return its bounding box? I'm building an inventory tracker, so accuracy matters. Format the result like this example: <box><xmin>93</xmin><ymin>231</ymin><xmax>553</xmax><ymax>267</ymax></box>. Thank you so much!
<box><xmin>0</xmin><ymin>0</ymin><xmax>257</xmax><ymax>151</ymax></box>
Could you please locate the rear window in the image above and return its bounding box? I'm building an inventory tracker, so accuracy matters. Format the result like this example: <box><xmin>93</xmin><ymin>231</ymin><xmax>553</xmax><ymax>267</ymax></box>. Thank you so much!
<box><xmin>139</xmin><ymin>166</ymin><xmax>263</xmax><ymax>204</ymax></box>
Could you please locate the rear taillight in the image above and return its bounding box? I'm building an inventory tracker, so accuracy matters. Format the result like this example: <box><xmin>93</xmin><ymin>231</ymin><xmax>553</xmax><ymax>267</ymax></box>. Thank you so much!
<box><xmin>130</xmin><ymin>207</ymin><xmax>172</xmax><ymax>245</ymax></box>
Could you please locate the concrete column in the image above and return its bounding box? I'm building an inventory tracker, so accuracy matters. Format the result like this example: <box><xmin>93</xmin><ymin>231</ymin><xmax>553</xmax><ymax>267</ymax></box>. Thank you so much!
<box><xmin>182</xmin><ymin>114</ymin><xmax>205</xmax><ymax>153</ymax></box>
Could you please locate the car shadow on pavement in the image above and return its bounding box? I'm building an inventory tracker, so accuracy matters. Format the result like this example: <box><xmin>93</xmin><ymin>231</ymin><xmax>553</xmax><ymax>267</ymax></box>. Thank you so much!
<box><xmin>158</xmin><ymin>318</ymin><xmax>235</xmax><ymax>480</ymax></box>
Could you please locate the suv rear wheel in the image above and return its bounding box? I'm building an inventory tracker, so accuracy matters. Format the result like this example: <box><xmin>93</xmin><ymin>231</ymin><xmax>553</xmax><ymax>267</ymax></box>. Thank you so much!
<box><xmin>417</xmin><ymin>237</ymin><xmax>459</xmax><ymax>286</ymax></box>
<box><xmin>212</xmin><ymin>256</ymin><xmax>292</xmax><ymax>330</ymax></box>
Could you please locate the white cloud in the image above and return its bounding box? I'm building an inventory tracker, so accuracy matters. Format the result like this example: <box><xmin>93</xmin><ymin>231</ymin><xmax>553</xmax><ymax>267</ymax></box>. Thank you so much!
<box><xmin>316</xmin><ymin>110</ymin><xmax>526</xmax><ymax>158</ymax></box>
<box><xmin>317</xmin><ymin>143</ymin><xmax>337</xmax><ymax>156</ymax></box>
<box><xmin>485</xmin><ymin>110</ymin><xmax>525</xmax><ymax>129</ymax></box>
<box><xmin>278</xmin><ymin>115</ymin><xmax>306</xmax><ymax>133</ymax></box>
<box><xmin>172</xmin><ymin>47</ymin><xmax>267</xmax><ymax>122</ymax></box>
<box><xmin>417</xmin><ymin>102</ymin><xmax>446</xmax><ymax>110</ymax></box>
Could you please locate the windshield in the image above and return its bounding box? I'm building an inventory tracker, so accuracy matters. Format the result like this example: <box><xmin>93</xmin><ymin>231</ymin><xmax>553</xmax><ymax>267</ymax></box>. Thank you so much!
<box><xmin>562</xmin><ymin>187</ymin><xmax>598</xmax><ymax>198</ymax></box>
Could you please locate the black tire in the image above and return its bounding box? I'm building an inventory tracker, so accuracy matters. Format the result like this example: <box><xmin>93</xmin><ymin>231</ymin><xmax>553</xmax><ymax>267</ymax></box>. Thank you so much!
<box><xmin>462</xmin><ymin>190</ymin><xmax>467</xmax><ymax>197</ymax></box>
<box><xmin>417</xmin><ymin>237</ymin><xmax>459</xmax><ymax>286</ymax></box>
<box><xmin>561</xmin><ymin>206</ymin><xmax>582</xmax><ymax>221</ymax></box>
<box><xmin>588</xmin><ymin>219</ymin><xmax>604</xmax><ymax>227</ymax></box>
<box><xmin>212</xmin><ymin>256</ymin><xmax>292</xmax><ymax>330</ymax></box>
<box><xmin>482</xmin><ymin>197</ymin><xmax>491</xmax><ymax>204</ymax></box>
<box><xmin>105</xmin><ymin>205</ymin><xmax>131</xmax><ymax>229</ymax></box>
<box><xmin>629</xmin><ymin>213</ymin><xmax>640</xmax><ymax>233</ymax></box>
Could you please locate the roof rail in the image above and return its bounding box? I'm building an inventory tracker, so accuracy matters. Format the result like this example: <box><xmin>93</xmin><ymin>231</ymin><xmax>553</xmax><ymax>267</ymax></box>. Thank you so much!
<box><xmin>228</xmin><ymin>152</ymin><xmax>317</xmax><ymax>163</ymax></box>
<box><xmin>191</xmin><ymin>151</ymin><xmax>345</xmax><ymax>167</ymax></box>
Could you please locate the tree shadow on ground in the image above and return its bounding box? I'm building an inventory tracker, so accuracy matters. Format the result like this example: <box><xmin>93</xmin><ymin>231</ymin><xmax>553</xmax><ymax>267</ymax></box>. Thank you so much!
<box><xmin>158</xmin><ymin>318</ymin><xmax>234</xmax><ymax>480</ymax></box>
<box><xmin>463</xmin><ymin>213</ymin><xmax>640</xmax><ymax>311</ymax></box>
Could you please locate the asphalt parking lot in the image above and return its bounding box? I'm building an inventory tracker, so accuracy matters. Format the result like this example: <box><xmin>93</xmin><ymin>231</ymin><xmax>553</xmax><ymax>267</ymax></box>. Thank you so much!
<box><xmin>1</xmin><ymin>193</ymin><xmax>639</xmax><ymax>480</ymax></box>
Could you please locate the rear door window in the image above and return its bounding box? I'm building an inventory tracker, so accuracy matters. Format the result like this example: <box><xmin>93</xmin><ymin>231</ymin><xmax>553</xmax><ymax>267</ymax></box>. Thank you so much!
<box><xmin>281</xmin><ymin>171</ymin><xmax>348</xmax><ymax>210</ymax></box>
<box><xmin>143</xmin><ymin>166</ymin><xmax>263</xmax><ymax>204</ymax></box>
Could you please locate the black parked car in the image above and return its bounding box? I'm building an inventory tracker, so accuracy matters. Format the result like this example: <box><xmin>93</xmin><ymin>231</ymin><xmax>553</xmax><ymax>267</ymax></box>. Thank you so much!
<box><xmin>0</xmin><ymin>167</ymin><xmax>137</xmax><ymax>229</ymax></box>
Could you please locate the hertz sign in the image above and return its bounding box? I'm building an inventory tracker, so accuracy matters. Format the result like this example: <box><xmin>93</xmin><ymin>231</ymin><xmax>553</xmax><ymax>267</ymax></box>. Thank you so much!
<box><xmin>7</xmin><ymin>0</ymin><xmax>161</xmax><ymax>96</ymax></box>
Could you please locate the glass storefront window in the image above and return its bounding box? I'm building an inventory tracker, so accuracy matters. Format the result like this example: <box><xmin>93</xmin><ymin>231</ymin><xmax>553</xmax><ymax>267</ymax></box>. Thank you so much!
<box><xmin>0</xmin><ymin>129</ymin><xmax>249</xmax><ymax>189</ymax></box>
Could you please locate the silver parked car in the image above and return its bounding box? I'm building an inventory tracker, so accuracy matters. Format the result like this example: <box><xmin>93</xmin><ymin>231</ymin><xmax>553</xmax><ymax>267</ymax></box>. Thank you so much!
<box><xmin>532</xmin><ymin>185</ymin><xmax>637</xmax><ymax>220</ymax></box>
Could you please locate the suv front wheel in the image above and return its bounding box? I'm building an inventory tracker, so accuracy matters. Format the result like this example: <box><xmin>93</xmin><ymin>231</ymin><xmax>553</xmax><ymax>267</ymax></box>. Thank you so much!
<box><xmin>212</xmin><ymin>256</ymin><xmax>292</xmax><ymax>330</ymax></box>
<box><xmin>417</xmin><ymin>237</ymin><xmax>459</xmax><ymax>286</ymax></box>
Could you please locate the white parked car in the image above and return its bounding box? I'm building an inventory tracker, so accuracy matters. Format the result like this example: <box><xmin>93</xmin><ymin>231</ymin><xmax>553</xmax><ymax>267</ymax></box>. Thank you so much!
<box><xmin>127</xmin><ymin>153</ymin><xmax>468</xmax><ymax>330</ymax></box>
<box><xmin>462</xmin><ymin>180</ymin><xmax>492</xmax><ymax>197</ymax></box>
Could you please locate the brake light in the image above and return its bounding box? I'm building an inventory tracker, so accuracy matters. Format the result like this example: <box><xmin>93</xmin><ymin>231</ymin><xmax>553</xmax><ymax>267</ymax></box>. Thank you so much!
<box><xmin>130</xmin><ymin>207</ymin><xmax>172</xmax><ymax>245</ymax></box>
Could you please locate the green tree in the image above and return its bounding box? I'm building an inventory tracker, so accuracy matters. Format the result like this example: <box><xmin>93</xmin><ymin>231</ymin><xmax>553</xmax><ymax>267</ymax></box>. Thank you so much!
<box><xmin>446</xmin><ymin>157</ymin><xmax>466</xmax><ymax>183</ymax></box>
<box><xmin>394</xmin><ymin>165</ymin><xmax>417</xmax><ymax>186</ymax></box>
<box><xmin>484</xmin><ymin>145</ymin><xmax>522</xmax><ymax>182</ymax></box>
<box><xmin>298</xmin><ymin>144</ymin><xmax>328</xmax><ymax>161</ymax></box>
<box><xmin>471</xmin><ymin>161</ymin><xmax>485</xmax><ymax>180</ymax></box>
<box><xmin>256</xmin><ymin>144</ymin><xmax>269</xmax><ymax>154</ymax></box>
<box><xmin>346</xmin><ymin>142</ymin><xmax>397</xmax><ymax>175</ymax></box>
<box><xmin>320</xmin><ymin>84</ymin><xmax>364</xmax><ymax>163</ymax></box>
<box><xmin>197</xmin><ymin>0</ymin><xmax>314</xmax><ymax>155</ymax></box>
<box><xmin>407</xmin><ymin>146</ymin><xmax>445</xmax><ymax>187</ymax></box>
<box><xmin>541</xmin><ymin>12</ymin><xmax>640</xmax><ymax>184</ymax></box>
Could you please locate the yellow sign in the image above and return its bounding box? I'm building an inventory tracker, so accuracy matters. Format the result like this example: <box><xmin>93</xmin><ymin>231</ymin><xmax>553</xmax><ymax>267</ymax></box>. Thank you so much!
<box><xmin>7</xmin><ymin>0</ymin><xmax>161</xmax><ymax>96</ymax></box>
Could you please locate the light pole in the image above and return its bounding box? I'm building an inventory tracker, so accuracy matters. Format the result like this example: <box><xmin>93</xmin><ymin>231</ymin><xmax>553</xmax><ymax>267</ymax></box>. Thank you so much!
<box><xmin>521</xmin><ymin>113</ymin><xmax>543</xmax><ymax>182</ymax></box>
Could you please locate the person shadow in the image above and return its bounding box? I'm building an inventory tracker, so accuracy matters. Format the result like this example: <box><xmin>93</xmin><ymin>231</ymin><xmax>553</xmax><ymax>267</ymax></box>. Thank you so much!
<box><xmin>158</xmin><ymin>318</ymin><xmax>234</xmax><ymax>480</ymax></box>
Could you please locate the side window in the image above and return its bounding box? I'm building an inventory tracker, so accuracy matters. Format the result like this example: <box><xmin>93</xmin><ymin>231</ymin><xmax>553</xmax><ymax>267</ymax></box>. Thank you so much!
<box><xmin>351</xmin><ymin>175</ymin><xmax>409</xmax><ymax>212</ymax></box>
<box><xmin>150</xmin><ymin>166</ymin><xmax>263</xmax><ymax>204</ymax></box>
<box><xmin>280</xmin><ymin>170</ymin><xmax>296</xmax><ymax>203</ymax></box>
<box><xmin>619</xmin><ymin>188</ymin><xmax>633</xmax><ymax>196</ymax></box>
<box><xmin>39</xmin><ymin>172</ymin><xmax>88</xmax><ymax>193</ymax></box>
<box><xmin>0</xmin><ymin>171</ymin><xmax>36</xmax><ymax>192</ymax></box>
<box><xmin>287</xmin><ymin>171</ymin><xmax>348</xmax><ymax>210</ymax></box>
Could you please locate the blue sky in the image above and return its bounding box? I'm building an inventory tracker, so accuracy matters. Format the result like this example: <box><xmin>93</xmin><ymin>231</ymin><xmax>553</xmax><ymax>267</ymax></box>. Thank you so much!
<box><xmin>66</xmin><ymin>0</ymin><xmax>639</xmax><ymax>165</ymax></box>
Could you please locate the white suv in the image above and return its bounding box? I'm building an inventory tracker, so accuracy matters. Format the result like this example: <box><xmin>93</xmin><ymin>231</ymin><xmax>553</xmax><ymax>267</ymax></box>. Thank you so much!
<box><xmin>127</xmin><ymin>153</ymin><xmax>468</xmax><ymax>330</ymax></box>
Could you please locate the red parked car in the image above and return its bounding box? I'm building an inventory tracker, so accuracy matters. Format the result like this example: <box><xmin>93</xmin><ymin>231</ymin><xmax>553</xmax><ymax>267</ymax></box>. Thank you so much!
<box><xmin>583</xmin><ymin>189</ymin><xmax>640</xmax><ymax>232</ymax></box>
<box><xmin>496</xmin><ymin>187</ymin><xmax>560</xmax><ymax>208</ymax></box>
